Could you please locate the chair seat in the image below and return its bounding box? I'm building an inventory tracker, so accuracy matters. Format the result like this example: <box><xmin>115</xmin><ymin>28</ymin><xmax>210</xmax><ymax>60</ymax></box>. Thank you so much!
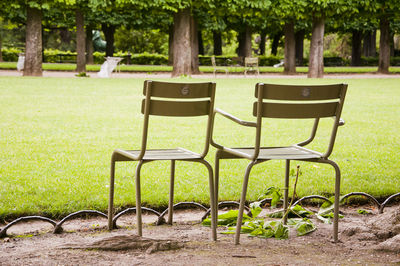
<box><xmin>114</xmin><ymin>148</ymin><xmax>202</xmax><ymax>161</ymax></box>
<box><xmin>224</xmin><ymin>145</ymin><xmax>322</xmax><ymax>160</ymax></box>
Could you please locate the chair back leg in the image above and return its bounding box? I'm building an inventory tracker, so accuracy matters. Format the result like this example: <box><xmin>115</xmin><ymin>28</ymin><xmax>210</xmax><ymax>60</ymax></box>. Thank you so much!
<box><xmin>108</xmin><ymin>159</ymin><xmax>116</xmax><ymax>230</ymax></box>
<box><xmin>135</xmin><ymin>161</ymin><xmax>144</xmax><ymax>236</ymax></box>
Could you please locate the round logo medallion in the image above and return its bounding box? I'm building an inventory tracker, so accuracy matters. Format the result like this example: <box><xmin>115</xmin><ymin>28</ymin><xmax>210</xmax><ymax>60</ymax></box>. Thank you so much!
<box><xmin>302</xmin><ymin>88</ymin><xmax>311</xmax><ymax>97</ymax></box>
<box><xmin>181</xmin><ymin>86</ymin><xmax>189</xmax><ymax>96</ymax></box>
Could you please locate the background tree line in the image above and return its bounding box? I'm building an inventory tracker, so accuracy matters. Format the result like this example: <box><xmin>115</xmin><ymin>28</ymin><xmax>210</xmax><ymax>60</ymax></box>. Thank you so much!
<box><xmin>0</xmin><ymin>0</ymin><xmax>399</xmax><ymax>77</ymax></box>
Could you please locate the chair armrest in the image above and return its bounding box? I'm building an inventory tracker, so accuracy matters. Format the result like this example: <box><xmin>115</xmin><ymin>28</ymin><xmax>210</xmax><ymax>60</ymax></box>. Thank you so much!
<box><xmin>211</xmin><ymin>108</ymin><xmax>256</xmax><ymax>150</ymax></box>
<box><xmin>214</xmin><ymin>108</ymin><xmax>257</xmax><ymax>127</ymax></box>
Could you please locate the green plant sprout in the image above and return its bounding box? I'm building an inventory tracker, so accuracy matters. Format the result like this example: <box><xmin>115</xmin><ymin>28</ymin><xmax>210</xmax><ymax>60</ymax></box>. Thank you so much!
<box><xmin>203</xmin><ymin>165</ymin><xmax>317</xmax><ymax>239</ymax></box>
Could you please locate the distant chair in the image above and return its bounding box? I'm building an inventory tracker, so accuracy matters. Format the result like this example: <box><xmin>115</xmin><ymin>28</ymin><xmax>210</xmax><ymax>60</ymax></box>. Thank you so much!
<box><xmin>273</xmin><ymin>60</ymin><xmax>284</xmax><ymax>68</ymax></box>
<box><xmin>244</xmin><ymin>57</ymin><xmax>259</xmax><ymax>77</ymax></box>
<box><xmin>97</xmin><ymin>57</ymin><xmax>123</xmax><ymax>78</ymax></box>
<box><xmin>17</xmin><ymin>54</ymin><xmax>25</xmax><ymax>71</ymax></box>
<box><xmin>211</xmin><ymin>56</ymin><xmax>229</xmax><ymax>77</ymax></box>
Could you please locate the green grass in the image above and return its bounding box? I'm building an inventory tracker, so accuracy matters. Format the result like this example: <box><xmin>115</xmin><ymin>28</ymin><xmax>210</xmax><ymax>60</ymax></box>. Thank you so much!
<box><xmin>0</xmin><ymin>77</ymin><xmax>399</xmax><ymax>220</ymax></box>
<box><xmin>1</xmin><ymin>61</ymin><xmax>400</xmax><ymax>74</ymax></box>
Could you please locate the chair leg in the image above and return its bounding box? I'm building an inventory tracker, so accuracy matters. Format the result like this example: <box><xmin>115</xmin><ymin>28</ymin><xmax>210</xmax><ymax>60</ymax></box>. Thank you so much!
<box><xmin>198</xmin><ymin>160</ymin><xmax>217</xmax><ymax>241</ymax></box>
<box><xmin>108</xmin><ymin>158</ymin><xmax>116</xmax><ymax>230</ymax></box>
<box><xmin>135</xmin><ymin>161</ymin><xmax>144</xmax><ymax>236</ymax></box>
<box><xmin>332</xmin><ymin>161</ymin><xmax>341</xmax><ymax>243</ymax></box>
<box><xmin>235</xmin><ymin>161</ymin><xmax>256</xmax><ymax>245</ymax></box>
<box><xmin>324</xmin><ymin>159</ymin><xmax>341</xmax><ymax>242</ymax></box>
<box><xmin>283</xmin><ymin>159</ymin><xmax>290</xmax><ymax>224</ymax></box>
<box><xmin>214</xmin><ymin>152</ymin><xmax>221</xmax><ymax>219</ymax></box>
<box><xmin>168</xmin><ymin>160</ymin><xmax>175</xmax><ymax>225</ymax></box>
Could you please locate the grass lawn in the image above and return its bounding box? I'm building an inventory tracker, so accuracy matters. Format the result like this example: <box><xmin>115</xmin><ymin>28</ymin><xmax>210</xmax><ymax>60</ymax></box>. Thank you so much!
<box><xmin>0</xmin><ymin>76</ymin><xmax>399</xmax><ymax>220</ymax></box>
<box><xmin>1</xmin><ymin>61</ymin><xmax>400</xmax><ymax>74</ymax></box>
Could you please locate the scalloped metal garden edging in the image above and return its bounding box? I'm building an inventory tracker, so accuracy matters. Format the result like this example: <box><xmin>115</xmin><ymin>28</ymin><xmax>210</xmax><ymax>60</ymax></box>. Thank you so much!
<box><xmin>1</xmin><ymin>192</ymin><xmax>399</xmax><ymax>238</ymax></box>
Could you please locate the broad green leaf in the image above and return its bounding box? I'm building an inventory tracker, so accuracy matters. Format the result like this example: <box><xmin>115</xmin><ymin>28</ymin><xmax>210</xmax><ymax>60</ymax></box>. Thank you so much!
<box><xmin>295</xmin><ymin>219</ymin><xmax>317</xmax><ymax>236</ymax></box>
<box><xmin>274</xmin><ymin>223</ymin><xmax>289</xmax><ymax>240</ymax></box>
<box><xmin>263</xmin><ymin>187</ymin><xmax>282</xmax><ymax>208</ymax></box>
<box><xmin>250</xmin><ymin>201</ymin><xmax>262</xmax><ymax>218</ymax></box>
<box><xmin>261</xmin><ymin>228</ymin><xmax>275</xmax><ymax>238</ymax></box>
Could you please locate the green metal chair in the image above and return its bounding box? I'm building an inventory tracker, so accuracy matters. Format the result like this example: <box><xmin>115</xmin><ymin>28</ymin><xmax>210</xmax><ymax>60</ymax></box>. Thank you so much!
<box><xmin>108</xmin><ymin>80</ymin><xmax>217</xmax><ymax>240</ymax></box>
<box><xmin>211</xmin><ymin>83</ymin><xmax>347</xmax><ymax>244</ymax></box>
<box><xmin>211</xmin><ymin>56</ymin><xmax>229</xmax><ymax>77</ymax></box>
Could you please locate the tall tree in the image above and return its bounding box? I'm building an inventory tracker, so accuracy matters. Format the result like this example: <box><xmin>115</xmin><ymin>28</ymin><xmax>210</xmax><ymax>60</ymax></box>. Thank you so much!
<box><xmin>272</xmin><ymin>0</ymin><xmax>307</xmax><ymax>74</ymax></box>
<box><xmin>171</xmin><ymin>8</ymin><xmax>191</xmax><ymax>77</ymax></box>
<box><xmin>0</xmin><ymin>19</ymin><xmax>3</xmax><ymax>62</ymax></box>
<box><xmin>213</xmin><ymin>31</ymin><xmax>222</xmax><ymax>55</ymax></box>
<box><xmin>295</xmin><ymin>29</ymin><xmax>305</xmax><ymax>65</ymax></box>
<box><xmin>363</xmin><ymin>30</ymin><xmax>377</xmax><ymax>57</ymax></box>
<box><xmin>283</xmin><ymin>22</ymin><xmax>296</xmax><ymax>74</ymax></box>
<box><xmin>24</xmin><ymin>5</ymin><xmax>43</xmax><ymax>76</ymax></box>
<box><xmin>303</xmin><ymin>0</ymin><xmax>360</xmax><ymax>78</ymax></box>
<box><xmin>308</xmin><ymin>15</ymin><xmax>325</xmax><ymax>78</ymax></box>
<box><xmin>75</xmin><ymin>9</ymin><xmax>86</xmax><ymax>72</ymax></box>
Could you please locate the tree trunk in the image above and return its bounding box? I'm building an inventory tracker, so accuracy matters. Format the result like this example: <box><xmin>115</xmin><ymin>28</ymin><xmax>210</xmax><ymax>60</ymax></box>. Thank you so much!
<box><xmin>378</xmin><ymin>17</ymin><xmax>390</xmax><ymax>74</ymax></box>
<box><xmin>213</xmin><ymin>31</ymin><xmax>222</xmax><ymax>55</ymax></box>
<box><xmin>86</xmin><ymin>27</ymin><xmax>94</xmax><ymax>64</ymax></box>
<box><xmin>259</xmin><ymin>32</ymin><xmax>266</xmax><ymax>55</ymax></box>
<box><xmin>198</xmin><ymin>30</ymin><xmax>204</xmax><ymax>55</ymax></box>
<box><xmin>390</xmin><ymin>33</ymin><xmax>395</xmax><ymax>57</ymax></box>
<box><xmin>168</xmin><ymin>26</ymin><xmax>173</xmax><ymax>65</ymax></box>
<box><xmin>0</xmin><ymin>32</ymin><xmax>3</xmax><ymax>62</ymax></box>
<box><xmin>363</xmin><ymin>30</ymin><xmax>376</xmax><ymax>57</ymax></box>
<box><xmin>24</xmin><ymin>7</ymin><xmax>42</xmax><ymax>77</ymax></box>
<box><xmin>101</xmin><ymin>24</ymin><xmax>115</xmax><ymax>57</ymax></box>
<box><xmin>171</xmin><ymin>8</ymin><xmax>191</xmax><ymax>77</ymax></box>
<box><xmin>75</xmin><ymin>9</ymin><xmax>86</xmax><ymax>72</ymax></box>
<box><xmin>270</xmin><ymin>32</ymin><xmax>281</xmax><ymax>56</ymax></box>
<box><xmin>191</xmin><ymin>17</ymin><xmax>200</xmax><ymax>74</ymax></box>
<box><xmin>237</xmin><ymin>26</ymin><xmax>251</xmax><ymax>57</ymax></box>
<box><xmin>295</xmin><ymin>30</ymin><xmax>304</xmax><ymax>65</ymax></box>
<box><xmin>308</xmin><ymin>16</ymin><xmax>325</xmax><ymax>78</ymax></box>
<box><xmin>283</xmin><ymin>22</ymin><xmax>296</xmax><ymax>74</ymax></box>
<box><xmin>351</xmin><ymin>30</ymin><xmax>362</xmax><ymax>66</ymax></box>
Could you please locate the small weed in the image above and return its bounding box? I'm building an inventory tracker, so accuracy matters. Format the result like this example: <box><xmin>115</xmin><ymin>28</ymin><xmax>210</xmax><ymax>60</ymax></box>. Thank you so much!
<box><xmin>75</xmin><ymin>72</ymin><xmax>90</xmax><ymax>77</ymax></box>
<box><xmin>357</xmin><ymin>209</ymin><xmax>372</xmax><ymax>215</ymax></box>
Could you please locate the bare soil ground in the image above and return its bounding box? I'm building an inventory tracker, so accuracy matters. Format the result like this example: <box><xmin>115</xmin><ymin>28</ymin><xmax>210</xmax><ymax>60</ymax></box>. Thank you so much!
<box><xmin>1</xmin><ymin>205</ymin><xmax>400</xmax><ymax>265</ymax></box>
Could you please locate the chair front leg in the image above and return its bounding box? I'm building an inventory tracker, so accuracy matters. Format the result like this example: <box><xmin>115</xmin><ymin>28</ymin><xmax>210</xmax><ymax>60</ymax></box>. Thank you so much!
<box><xmin>198</xmin><ymin>160</ymin><xmax>217</xmax><ymax>241</ymax></box>
<box><xmin>135</xmin><ymin>161</ymin><xmax>144</xmax><ymax>237</ymax></box>
<box><xmin>168</xmin><ymin>160</ymin><xmax>176</xmax><ymax>225</ymax></box>
<box><xmin>235</xmin><ymin>160</ymin><xmax>257</xmax><ymax>245</ymax></box>
<box><xmin>108</xmin><ymin>158</ymin><xmax>116</xmax><ymax>230</ymax></box>
<box><xmin>322</xmin><ymin>159</ymin><xmax>341</xmax><ymax>242</ymax></box>
<box><xmin>214</xmin><ymin>151</ymin><xmax>222</xmax><ymax>219</ymax></box>
<box><xmin>283</xmin><ymin>159</ymin><xmax>290</xmax><ymax>224</ymax></box>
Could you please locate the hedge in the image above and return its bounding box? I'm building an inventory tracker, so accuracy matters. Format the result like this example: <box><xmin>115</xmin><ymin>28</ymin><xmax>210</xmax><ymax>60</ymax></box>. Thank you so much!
<box><xmin>2</xmin><ymin>48</ymin><xmax>400</xmax><ymax>67</ymax></box>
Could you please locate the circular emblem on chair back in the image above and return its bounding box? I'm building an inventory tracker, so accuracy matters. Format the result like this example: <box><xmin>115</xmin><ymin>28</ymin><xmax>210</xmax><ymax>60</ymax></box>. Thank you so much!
<box><xmin>302</xmin><ymin>88</ymin><xmax>311</xmax><ymax>98</ymax></box>
<box><xmin>181</xmin><ymin>85</ymin><xmax>189</xmax><ymax>96</ymax></box>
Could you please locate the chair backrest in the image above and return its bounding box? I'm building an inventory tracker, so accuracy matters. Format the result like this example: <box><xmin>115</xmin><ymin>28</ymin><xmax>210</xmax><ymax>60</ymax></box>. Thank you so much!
<box><xmin>245</xmin><ymin>57</ymin><xmax>259</xmax><ymax>67</ymax></box>
<box><xmin>253</xmin><ymin>83</ymin><xmax>347</xmax><ymax>158</ymax></box>
<box><xmin>139</xmin><ymin>80</ymin><xmax>216</xmax><ymax>158</ymax></box>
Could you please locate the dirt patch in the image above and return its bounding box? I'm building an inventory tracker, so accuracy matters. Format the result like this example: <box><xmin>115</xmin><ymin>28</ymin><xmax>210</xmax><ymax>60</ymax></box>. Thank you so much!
<box><xmin>1</xmin><ymin>206</ymin><xmax>400</xmax><ymax>265</ymax></box>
